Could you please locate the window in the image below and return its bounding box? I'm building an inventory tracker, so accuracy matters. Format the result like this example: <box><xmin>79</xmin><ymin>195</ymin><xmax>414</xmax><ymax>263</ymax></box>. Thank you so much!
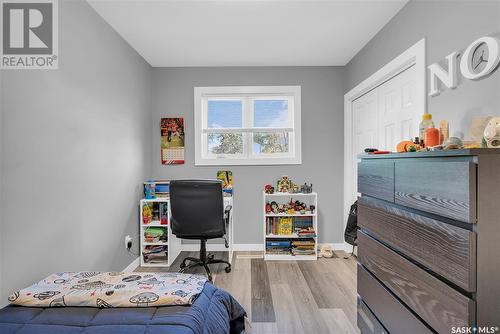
<box><xmin>194</xmin><ymin>86</ymin><xmax>301</xmax><ymax>165</ymax></box>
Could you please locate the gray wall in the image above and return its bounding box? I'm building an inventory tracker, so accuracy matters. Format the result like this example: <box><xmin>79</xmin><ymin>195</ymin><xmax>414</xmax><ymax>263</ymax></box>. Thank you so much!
<box><xmin>346</xmin><ymin>0</ymin><xmax>500</xmax><ymax>139</ymax></box>
<box><xmin>151</xmin><ymin>67</ymin><xmax>345</xmax><ymax>245</ymax></box>
<box><xmin>0</xmin><ymin>0</ymin><xmax>151</xmax><ymax>301</ymax></box>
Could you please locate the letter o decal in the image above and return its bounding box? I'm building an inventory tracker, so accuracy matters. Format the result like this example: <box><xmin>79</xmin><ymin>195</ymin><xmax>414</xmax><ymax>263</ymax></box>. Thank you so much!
<box><xmin>460</xmin><ymin>36</ymin><xmax>500</xmax><ymax>80</ymax></box>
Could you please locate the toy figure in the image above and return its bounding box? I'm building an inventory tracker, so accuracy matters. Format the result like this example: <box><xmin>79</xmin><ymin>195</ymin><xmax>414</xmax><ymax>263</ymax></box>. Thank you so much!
<box><xmin>309</xmin><ymin>205</ymin><xmax>316</xmax><ymax>214</ymax></box>
<box><xmin>291</xmin><ymin>184</ymin><xmax>300</xmax><ymax>193</ymax></box>
<box><xmin>266</xmin><ymin>202</ymin><xmax>272</xmax><ymax>214</ymax></box>
<box><xmin>142</xmin><ymin>203</ymin><xmax>153</xmax><ymax>224</ymax></box>
<box><xmin>264</xmin><ymin>184</ymin><xmax>275</xmax><ymax>194</ymax></box>
<box><xmin>300</xmin><ymin>183</ymin><xmax>313</xmax><ymax>194</ymax></box>
<box><xmin>271</xmin><ymin>201</ymin><xmax>279</xmax><ymax>214</ymax></box>
<box><xmin>277</xmin><ymin>175</ymin><xmax>295</xmax><ymax>193</ymax></box>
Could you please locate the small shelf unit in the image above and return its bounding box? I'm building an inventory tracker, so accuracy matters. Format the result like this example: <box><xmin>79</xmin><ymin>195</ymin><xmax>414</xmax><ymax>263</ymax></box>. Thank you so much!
<box><xmin>139</xmin><ymin>198</ymin><xmax>181</xmax><ymax>267</ymax></box>
<box><xmin>263</xmin><ymin>191</ymin><xmax>318</xmax><ymax>261</ymax></box>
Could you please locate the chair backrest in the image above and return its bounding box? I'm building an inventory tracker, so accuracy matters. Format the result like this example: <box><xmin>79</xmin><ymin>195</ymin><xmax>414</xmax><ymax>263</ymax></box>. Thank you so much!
<box><xmin>169</xmin><ymin>180</ymin><xmax>225</xmax><ymax>240</ymax></box>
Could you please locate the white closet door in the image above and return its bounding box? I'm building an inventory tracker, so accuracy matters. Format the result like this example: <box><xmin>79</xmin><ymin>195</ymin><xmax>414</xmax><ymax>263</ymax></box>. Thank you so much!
<box><xmin>351</xmin><ymin>88</ymin><xmax>379</xmax><ymax>198</ymax></box>
<box><xmin>350</xmin><ymin>65</ymin><xmax>418</xmax><ymax>201</ymax></box>
<box><xmin>353</xmin><ymin>88</ymin><xmax>379</xmax><ymax>157</ymax></box>
<box><xmin>377</xmin><ymin>65</ymin><xmax>417</xmax><ymax>150</ymax></box>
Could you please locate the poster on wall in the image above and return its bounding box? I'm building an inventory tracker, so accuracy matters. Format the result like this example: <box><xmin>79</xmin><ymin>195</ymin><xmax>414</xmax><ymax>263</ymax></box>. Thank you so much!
<box><xmin>160</xmin><ymin>118</ymin><xmax>185</xmax><ymax>165</ymax></box>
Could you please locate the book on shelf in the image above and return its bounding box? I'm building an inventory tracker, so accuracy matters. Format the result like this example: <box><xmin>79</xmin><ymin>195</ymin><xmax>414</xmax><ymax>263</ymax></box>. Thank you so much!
<box><xmin>266</xmin><ymin>240</ymin><xmax>291</xmax><ymax>247</ymax></box>
<box><xmin>144</xmin><ymin>226</ymin><xmax>168</xmax><ymax>243</ymax></box>
<box><xmin>265</xmin><ymin>239</ymin><xmax>291</xmax><ymax>255</ymax></box>
<box><xmin>143</xmin><ymin>245</ymin><xmax>168</xmax><ymax>263</ymax></box>
<box><xmin>266</xmin><ymin>249</ymin><xmax>292</xmax><ymax>255</ymax></box>
<box><xmin>291</xmin><ymin>239</ymin><xmax>316</xmax><ymax>256</ymax></box>
<box><xmin>266</xmin><ymin>216</ymin><xmax>315</xmax><ymax>237</ymax></box>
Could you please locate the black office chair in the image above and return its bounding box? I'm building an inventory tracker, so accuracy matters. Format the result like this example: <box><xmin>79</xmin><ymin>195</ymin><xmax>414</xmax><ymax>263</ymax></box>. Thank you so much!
<box><xmin>169</xmin><ymin>180</ymin><xmax>231</xmax><ymax>281</ymax></box>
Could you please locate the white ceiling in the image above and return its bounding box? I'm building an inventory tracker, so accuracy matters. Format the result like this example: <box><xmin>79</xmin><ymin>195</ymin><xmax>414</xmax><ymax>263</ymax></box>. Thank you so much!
<box><xmin>87</xmin><ymin>0</ymin><xmax>408</xmax><ymax>67</ymax></box>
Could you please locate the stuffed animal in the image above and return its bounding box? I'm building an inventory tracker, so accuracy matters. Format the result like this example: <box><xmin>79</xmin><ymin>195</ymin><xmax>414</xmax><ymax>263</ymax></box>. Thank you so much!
<box><xmin>483</xmin><ymin>117</ymin><xmax>500</xmax><ymax>148</ymax></box>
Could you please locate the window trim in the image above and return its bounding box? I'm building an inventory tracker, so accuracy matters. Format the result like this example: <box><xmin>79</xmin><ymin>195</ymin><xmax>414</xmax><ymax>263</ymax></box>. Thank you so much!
<box><xmin>194</xmin><ymin>86</ymin><xmax>302</xmax><ymax>166</ymax></box>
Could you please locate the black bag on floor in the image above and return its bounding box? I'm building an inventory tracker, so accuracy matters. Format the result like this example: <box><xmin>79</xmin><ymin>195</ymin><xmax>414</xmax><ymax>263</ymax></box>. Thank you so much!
<box><xmin>344</xmin><ymin>200</ymin><xmax>358</xmax><ymax>246</ymax></box>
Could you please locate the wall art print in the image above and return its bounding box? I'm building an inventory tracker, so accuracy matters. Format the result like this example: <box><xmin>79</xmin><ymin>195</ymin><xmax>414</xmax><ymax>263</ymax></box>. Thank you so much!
<box><xmin>161</xmin><ymin>118</ymin><xmax>185</xmax><ymax>165</ymax></box>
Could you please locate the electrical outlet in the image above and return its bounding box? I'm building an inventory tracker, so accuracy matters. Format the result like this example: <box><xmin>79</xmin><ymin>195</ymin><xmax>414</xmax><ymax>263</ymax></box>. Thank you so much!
<box><xmin>125</xmin><ymin>235</ymin><xmax>133</xmax><ymax>250</ymax></box>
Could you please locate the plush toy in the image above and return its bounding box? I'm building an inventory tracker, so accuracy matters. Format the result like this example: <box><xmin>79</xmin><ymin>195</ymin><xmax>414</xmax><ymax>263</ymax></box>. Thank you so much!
<box><xmin>265</xmin><ymin>202</ymin><xmax>272</xmax><ymax>214</ymax></box>
<box><xmin>264</xmin><ymin>184</ymin><xmax>275</xmax><ymax>194</ymax></box>
<box><xmin>277</xmin><ymin>175</ymin><xmax>297</xmax><ymax>193</ymax></box>
<box><xmin>271</xmin><ymin>201</ymin><xmax>279</xmax><ymax>214</ymax></box>
<box><xmin>483</xmin><ymin>117</ymin><xmax>500</xmax><ymax>148</ymax></box>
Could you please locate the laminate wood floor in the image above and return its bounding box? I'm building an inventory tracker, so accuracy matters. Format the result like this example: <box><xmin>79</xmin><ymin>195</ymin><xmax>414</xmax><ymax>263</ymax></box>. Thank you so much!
<box><xmin>135</xmin><ymin>251</ymin><xmax>359</xmax><ymax>334</ymax></box>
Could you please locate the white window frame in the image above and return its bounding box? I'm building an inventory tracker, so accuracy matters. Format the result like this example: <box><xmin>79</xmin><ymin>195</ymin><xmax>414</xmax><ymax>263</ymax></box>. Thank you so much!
<box><xmin>194</xmin><ymin>86</ymin><xmax>302</xmax><ymax>166</ymax></box>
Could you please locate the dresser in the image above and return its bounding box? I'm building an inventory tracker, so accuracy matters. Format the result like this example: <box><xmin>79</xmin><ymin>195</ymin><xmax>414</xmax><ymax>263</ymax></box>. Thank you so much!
<box><xmin>356</xmin><ymin>149</ymin><xmax>500</xmax><ymax>334</ymax></box>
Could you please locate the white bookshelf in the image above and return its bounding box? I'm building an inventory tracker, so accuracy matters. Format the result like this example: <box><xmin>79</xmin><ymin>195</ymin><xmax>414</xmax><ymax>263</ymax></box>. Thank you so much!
<box><xmin>139</xmin><ymin>198</ymin><xmax>181</xmax><ymax>267</ymax></box>
<box><xmin>263</xmin><ymin>191</ymin><xmax>318</xmax><ymax>261</ymax></box>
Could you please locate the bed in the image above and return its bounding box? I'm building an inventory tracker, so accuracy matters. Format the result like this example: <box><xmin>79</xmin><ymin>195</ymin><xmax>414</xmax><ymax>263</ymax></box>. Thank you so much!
<box><xmin>0</xmin><ymin>274</ymin><xmax>246</xmax><ymax>334</ymax></box>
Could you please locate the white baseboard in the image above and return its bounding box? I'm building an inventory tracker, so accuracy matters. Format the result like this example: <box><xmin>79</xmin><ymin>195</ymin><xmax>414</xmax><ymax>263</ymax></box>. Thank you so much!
<box><xmin>123</xmin><ymin>257</ymin><xmax>140</xmax><ymax>272</ymax></box>
<box><xmin>319</xmin><ymin>242</ymin><xmax>352</xmax><ymax>252</ymax></box>
<box><xmin>233</xmin><ymin>244</ymin><xmax>264</xmax><ymax>251</ymax></box>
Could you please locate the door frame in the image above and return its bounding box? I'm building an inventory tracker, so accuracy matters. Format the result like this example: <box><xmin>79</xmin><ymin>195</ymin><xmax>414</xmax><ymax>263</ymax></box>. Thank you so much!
<box><xmin>343</xmin><ymin>38</ymin><xmax>426</xmax><ymax>244</ymax></box>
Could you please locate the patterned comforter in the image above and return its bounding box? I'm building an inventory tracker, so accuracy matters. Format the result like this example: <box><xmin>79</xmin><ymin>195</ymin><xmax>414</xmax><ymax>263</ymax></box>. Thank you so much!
<box><xmin>8</xmin><ymin>272</ymin><xmax>208</xmax><ymax>308</ymax></box>
<box><xmin>0</xmin><ymin>282</ymin><xmax>247</xmax><ymax>334</ymax></box>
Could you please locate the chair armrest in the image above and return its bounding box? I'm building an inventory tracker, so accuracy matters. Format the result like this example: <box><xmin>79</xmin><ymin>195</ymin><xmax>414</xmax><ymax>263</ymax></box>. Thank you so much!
<box><xmin>224</xmin><ymin>205</ymin><xmax>233</xmax><ymax>224</ymax></box>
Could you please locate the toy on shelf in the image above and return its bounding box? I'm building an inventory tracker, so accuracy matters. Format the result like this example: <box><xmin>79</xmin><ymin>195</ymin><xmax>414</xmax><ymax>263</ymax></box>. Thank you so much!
<box><xmin>270</xmin><ymin>201</ymin><xmax>279</xmax><ymax>214</ymax></box>
<box><xmin>264</xmin><ymin>184</ymin><xmax>275</xmax><ymax>194</ymax></box>
<box><xmin>300</xmin><ymin>183</ymin><xmax>313</xmax><ymax>194</ymax></box>
<box><xmin>142</xmin><ymin>203</ymin><xmax>153</xmax><ymax>224</ymax></box>
<box><xmin>145</xmin><ymin>181</ymin><xmax>156</xmax><ymax>199</ymax></box>
<box><xmin>267</xmin><ymin>199</ymin><xmax>312</xmax><ymax>215</ymax></box>
<box><xmin>265</xmin><ymin>202</ymin><xmax>272</xmax><ymax>214</ymax></box>
<box><xmin>276</xmin><ymin>176</ymin><xmax>294</xmax><ymax>193</ymax></box>
<box><xmin>274</xmin><ymin>176</ymin><xmax>312</xmax><ymax>194</ymax></box>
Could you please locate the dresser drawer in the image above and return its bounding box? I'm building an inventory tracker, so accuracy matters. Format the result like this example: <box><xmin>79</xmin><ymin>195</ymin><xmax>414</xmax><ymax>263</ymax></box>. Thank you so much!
<box><xmin>394</xmin><ymin>161</ymin><xmax>476</xmax><ymax>223</ymax></box>
<box><xmin>358</xmin><ymin>264</ymin><xmax>433</xmax><ymax>334</ymax></box>
<box><xmin>358</xmin><ymin>160</ymin><xmax>395</xmax><ymax>202</ymax></box>
<box><xmin>357</xmin><ymin>296</ymin><xmax>388</xmax><ymax>334</ymax></box>
<box><xmin>358</xmin><ymin>197</ymin><xmax>476</xmax><ymax>292</ymax></box>
<box><xmin>358</xmin><ymin>231</ymin><xmax>475</xmax><ymax>334</ymax></box>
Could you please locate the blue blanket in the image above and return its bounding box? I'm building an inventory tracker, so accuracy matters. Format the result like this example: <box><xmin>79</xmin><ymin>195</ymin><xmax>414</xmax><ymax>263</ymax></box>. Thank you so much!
<box><xmin>0</xmin><ymin>283</ymin><xmax>246</xmax><ymax>334</ymax></box>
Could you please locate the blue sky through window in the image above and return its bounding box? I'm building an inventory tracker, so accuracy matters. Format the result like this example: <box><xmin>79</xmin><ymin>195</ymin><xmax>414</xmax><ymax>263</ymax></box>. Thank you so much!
<box><xmin>253</xmin><ymin>100</ymin><xmax>289</xmax><ymax>127</ymax></box>
<box><xmin>207</xmin><ymin>100</ymin><xmax>242</xmax><ymax>128</ymax></box>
